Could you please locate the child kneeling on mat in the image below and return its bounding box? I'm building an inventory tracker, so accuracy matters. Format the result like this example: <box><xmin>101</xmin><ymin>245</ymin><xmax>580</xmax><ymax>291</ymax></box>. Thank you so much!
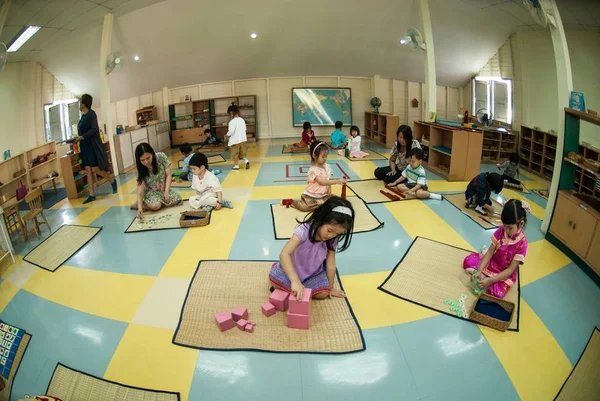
<box><xmin>465</xmin><ymin>172</ymin><xmax>504</xmax><ymax>215</ymax></box>
<box><xmin>386</xmin><ymin>148</ymin><xmax>441</xmax><ymax>200</ymax></box>
<box><xmin>292</xmin><ymin>141</ymin><xmax>347</xmax><ymax>212</ymax></box>
<box><xmin>462</xmin><ymin>199</ymin><xmax>530</xmax><ymax>299</ymax></box>
<box><xmin>188</xmin><ymin>152</ymin><xmax>233</xmax><ymax>211</ymax></box>
<box><xmin>269</xmin><ymin>196</ymin><xmax>353</xmax><ymax>300</ymax></box>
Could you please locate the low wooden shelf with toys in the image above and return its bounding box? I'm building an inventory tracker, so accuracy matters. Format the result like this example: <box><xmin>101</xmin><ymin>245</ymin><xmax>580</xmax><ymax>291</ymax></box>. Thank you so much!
<box><xmin>481</xmin><ymin>129</ymin><xmax>517</xmax><ymax>164</ymax></box>
<box><xmin>519</xmin><ymin>126</ymin><xmax>556</xmax><ymax>181</ymax></box>
<box><xmin>364</xmin><ymin>112</ymin><xmax>399</xmax><ymax>148</ymax></box>
<box><xmin>60</xmin><ymin>142</ymin><xmax>114</xmax><ymax>199</ymax></box>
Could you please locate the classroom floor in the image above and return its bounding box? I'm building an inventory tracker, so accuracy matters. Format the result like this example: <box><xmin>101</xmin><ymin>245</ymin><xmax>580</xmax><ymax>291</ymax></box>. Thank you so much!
<box><xmin>1</xmin><ymin>138</ymin><xmax>599</xmax><ymax>401</ymax></box>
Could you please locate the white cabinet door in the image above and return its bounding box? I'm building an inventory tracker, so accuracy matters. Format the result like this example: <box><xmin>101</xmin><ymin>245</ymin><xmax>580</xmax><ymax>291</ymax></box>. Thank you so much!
<box><xmin>119</xmin><ymin>133</ymin><xmax>134</xmax><ymax>171</ymax></box>
<box><xmin>148</xmin><ymin>130</ymin><xmax>158</xmax><ymax>152</ymax></box>
<box><xmin>158</xmin><ymin>132</ymin><xmax>170</xmax><ymax>151</ymax></box>
<box><xmin>132</xmin><ymin>139</ymin><xmax>147</xmax><ymax>154</ymax></box>
<box><xmin>131</xmin><ymin>127</ymin><xmax>148</xmax><ymax>143</ymax></box>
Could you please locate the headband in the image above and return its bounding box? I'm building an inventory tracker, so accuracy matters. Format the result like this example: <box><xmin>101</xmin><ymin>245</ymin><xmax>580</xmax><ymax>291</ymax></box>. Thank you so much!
<box><xmin>312</xmin><ymin>142</ymin><xmax>326</xmax><ymax>157</ymax></box>
<box><xmin>332</xmin><ymin>206</ymin><xmax>352</xmax><ymax>216</ymax></box>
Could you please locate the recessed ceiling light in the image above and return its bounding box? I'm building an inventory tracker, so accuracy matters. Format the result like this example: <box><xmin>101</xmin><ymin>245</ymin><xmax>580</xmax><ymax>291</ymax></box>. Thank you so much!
<box><xmin>7</xmin><ymin>26</ymin><xmax>41</xmax><ymax>52</ymax></box>
<box><xmin>250</xmin><ymin>32</ymin><xmax>258</xmax><ymax>39</ymax></box>
<box><xmin>133</xmin><ymin>55</ymin><xmax>140</xmax><ymax>61</ymax></box>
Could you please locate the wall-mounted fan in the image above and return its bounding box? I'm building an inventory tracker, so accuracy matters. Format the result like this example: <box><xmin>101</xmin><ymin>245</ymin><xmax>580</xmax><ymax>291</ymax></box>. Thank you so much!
<box><xmin>105</xmin><ymin>51</ymin><xmax>124</xmax><ymax>75</ymax></box>
<box><xmin>476</xmin><ymin>108</ymin><xmax>494</xmax><ymax>127</ymax></box>
<box><xmin>0</xmin><ymin>42</ymin><xmax>7</xmax><ymax>72</ymax></box>
<box><xmin>400</xmin><ymin>27</ymin><xmax>426</xmax><ymax>51</ymax></box>
<box><xmin>521</xmin><ymin>0</ymin><xmax>552</xmax><ymax>28</ymax></box>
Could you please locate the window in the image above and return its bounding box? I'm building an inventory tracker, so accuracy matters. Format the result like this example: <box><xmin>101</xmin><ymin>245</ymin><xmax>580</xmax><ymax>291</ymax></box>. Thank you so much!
<box><xmin>44</xmin><ymin>99</ymin><xmax>80</xmax><ymax>143</ymax></box>
<box><xmin>472</xmin><ymin>77</ymin><xmax>512</xmax><ymax>124</ymax></box>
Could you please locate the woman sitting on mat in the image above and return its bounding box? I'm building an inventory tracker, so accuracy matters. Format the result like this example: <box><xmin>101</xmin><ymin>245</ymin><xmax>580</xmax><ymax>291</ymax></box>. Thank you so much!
<box><xmin>462</xmin><ymin>199</ymin><xmax>530</xmax><ymax>299</ymax></box>
<box><xmin>134</xmin><ymin>142</ymin><xmax>182</xmax><ymax>219</ymax></box>
<box><xmin>374</xmin><ymin>125</ymin><xmax>421</xmax><ymax>183</ymax></box>
<box><xmin>292</xmin><ymin>141</ymin><xmax>347</xmax><ymax>212</ymax></box>
<box><xmin>269</xmin><ymin>196</ymin><xmax>353</xmax><ymax>300</ymax></box>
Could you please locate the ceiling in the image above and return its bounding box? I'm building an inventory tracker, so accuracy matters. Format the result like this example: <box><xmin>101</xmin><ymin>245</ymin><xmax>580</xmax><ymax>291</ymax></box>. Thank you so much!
<box><xmin>1</xmin><ymin>0</ymin><xmax>599</xmax><ymax>102</ymax></box>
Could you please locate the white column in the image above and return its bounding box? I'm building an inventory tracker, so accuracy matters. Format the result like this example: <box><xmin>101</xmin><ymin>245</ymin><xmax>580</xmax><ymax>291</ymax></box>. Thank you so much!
<box><xmin>0</xmin><ymin>0</ymin><xmax>12</xmax><ymax>38</ymax></box>
<box><xmin>419</xmin><ymin>0</ymin><xmax>436</xmax><ymax>118</ymax></box>
<box><xmin>541</xmin><ymin>0</ymin><xmax>573</xmax><ymax>233</ymax></box>
<box><xmin>99</xmin><ymin>14</ymin><xmax>118</xmax><ymax>170</ymax></box>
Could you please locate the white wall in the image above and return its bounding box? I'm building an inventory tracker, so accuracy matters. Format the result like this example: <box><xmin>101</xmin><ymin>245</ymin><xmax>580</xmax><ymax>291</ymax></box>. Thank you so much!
<box><xmin>110</xmin><ymin>75</ymin><xmax>460</xmax><ymax>139</ymax></box>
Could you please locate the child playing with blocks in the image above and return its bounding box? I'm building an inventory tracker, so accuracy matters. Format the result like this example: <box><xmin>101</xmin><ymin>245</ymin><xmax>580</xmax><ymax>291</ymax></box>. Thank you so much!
<box><xmin>270</xmin><ymin>196</ymin><xmax>353</xmax><ymax>300</ymax></box>
<box><xmin>292</xmin><ymin>141</ymin><xmax>347</xmax><ymax>212</ymax></box>
<box><xmin>293</xmin><ymin>121</ymin><xmax>316</xmax><ymax>148</ymax></box>
<box><xmin>386</xmin><ymin>148</ymin><xmax>442</xmax><ymax>200</ymax></box>
<box><xmin>465</xmin><ymin>172</ymin><xmax>504</xmax><ymax>215</ymax></box>
<box><xmin>462</xmin><ymin>199</ymin><xmax>530</xmax><ymax>299</ymax></box>
<box><xmin>497</xmin><ymin>152</ymin><xmax>521</xmax><ymax>185</ymax></box>
<box><xmin>188</xmin><ymin>152</ymin><xmax>233</xmax><ymax>211</ymax></box>
<box><xmin>348</xmin><ymin>125</ymin><xmax>369</xmax><ymax>159</ymax></box>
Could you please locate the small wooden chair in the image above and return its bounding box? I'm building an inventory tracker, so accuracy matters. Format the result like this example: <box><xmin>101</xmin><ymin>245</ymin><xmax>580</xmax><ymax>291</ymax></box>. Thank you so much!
<box><xmin>23</xmin><ymin>187</ymin><xmax>51</xmax><ymax>239</ymax></box>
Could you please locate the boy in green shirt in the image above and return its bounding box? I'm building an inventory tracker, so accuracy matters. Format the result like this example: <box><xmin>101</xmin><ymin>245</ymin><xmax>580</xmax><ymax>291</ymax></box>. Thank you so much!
<box><xmin>387</xmin><ymin>148</ymin><xmax>442</xmax><ymax>200</ymax></box>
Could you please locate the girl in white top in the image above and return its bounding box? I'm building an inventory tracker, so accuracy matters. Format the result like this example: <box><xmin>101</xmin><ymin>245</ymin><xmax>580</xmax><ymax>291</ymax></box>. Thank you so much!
<box><xmin>225</xmin><ymin>104</ymin><xmax>249</xmax><ymax>170</ymax></box>
<box><xmin>348</xmin><ymin>125</ymin><xmax>369</xmax><ymax>159</ymax></box>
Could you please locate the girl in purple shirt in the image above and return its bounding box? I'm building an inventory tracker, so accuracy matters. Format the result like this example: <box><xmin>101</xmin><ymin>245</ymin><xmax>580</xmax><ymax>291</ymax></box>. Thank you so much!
<box><xmin>269</xmin><ymin>197</ymin><xmax>355</xmax><ymax>300</ymax></box>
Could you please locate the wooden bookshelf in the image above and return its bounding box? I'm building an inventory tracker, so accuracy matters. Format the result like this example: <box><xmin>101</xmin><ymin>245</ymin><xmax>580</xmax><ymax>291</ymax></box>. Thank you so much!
<box><xmin>0</xmin><ymin>142</ymin><xmax>61</xmax><ymax>204</ymax></box>
<box><xmin>364</xmin><ymin>112</ymin><xmax>399</xmax><ymax>148</ymax></box>
<box><xmin>413</xmin><ymin>121</ymin><xmax>431</xmax><ymax>163</ymax></box>
<box><xmin>481</xmin><ymin>129</ymin><xmax>517</xmax><ymax>163</ymax></box>
<box><xmin>413</xmin><ymin>122</ymin><xmax>483</xmax><ymax>181</ymax></box>
<box><xmin>135</xmin><ymin>106</ymin><xmax>157</xmax><ymax>125</ymax></box>
<box><xmin>567</xmin><ymin>143</ymin><xmax>600</xmax><ymax>197</ymax></box>
<box><xmin>519</xmin><ymin>126</ymin><xmax>557</xmax><ymax>181</ymax></box>
<box><xmin>60</xmin><ymin>142</ymin><xmax>114</xmax><ymax>199</ymax></box>
<box><xmin>168</xmin><ymin>95</ymin><xmax>257</xmax><ymax>146</ymax></box>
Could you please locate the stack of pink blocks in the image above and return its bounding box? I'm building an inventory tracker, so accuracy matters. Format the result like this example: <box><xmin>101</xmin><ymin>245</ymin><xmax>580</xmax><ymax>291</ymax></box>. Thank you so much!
<box><xmin>214</xmin><ymin>306</ymin><xmax>256</xmax><ymax>333</ymax></box>
<box><xmin>261</xmin><ymin>288</ymin><xmax>312</xmax><ymax>330</ymax></box>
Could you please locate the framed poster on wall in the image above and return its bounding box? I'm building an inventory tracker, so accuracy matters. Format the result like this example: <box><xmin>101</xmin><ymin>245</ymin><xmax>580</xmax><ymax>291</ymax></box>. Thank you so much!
<box><xmin>292</xmin><ymin>88</ymin><xmax>352</xmax><ymax>127</ymax></box>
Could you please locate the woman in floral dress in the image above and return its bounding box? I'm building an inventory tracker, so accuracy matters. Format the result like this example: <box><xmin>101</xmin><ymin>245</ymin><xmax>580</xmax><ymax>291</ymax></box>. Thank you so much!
<box><xmin>134</xmin><ymin>143</ymin><xmax>182</xmax><ymax>218</ymax></box>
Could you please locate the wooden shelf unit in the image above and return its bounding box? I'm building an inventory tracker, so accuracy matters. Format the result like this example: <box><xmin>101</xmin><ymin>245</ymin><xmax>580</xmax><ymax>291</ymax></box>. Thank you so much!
<box><xmin>519</xmin><ymin>126</ymin><xmax>557</xmax><ymax>180</ymax></box>
<box><xmin>168</xmin><ymin>95</ymin><xmax>257</xmax><ymax>146</ymax></box>
<box><xmin>413</xmin><ymin>121</ymin><xmax>431</xmax><ymax>162</ymax></box>
<box><xmin>364</xmin><ymin>112</ymin><xmax>400</xmax><ymax>148</ymax></box>
<box><xmin>481</xmin><ymin>129</ymin><xmax>517</xmax><ymax>163</ymax></box>
<box><xmin>0</xmin><ymin>142</ymin><xmax>61</xmax><ymax>204</ymax></box>
<box><xmin>135</xmin><ymin>106</ymin><xmax>157</xmax><ymax>125</ymax></box>
<box><xmin>60</xmin><ymin>142</ymin><xmax>114</xmax><ymax>199</ymax></box>
<box><xmin>570</xmin><ymin>143</ymin><xmax>600</xmax><ymax>197</ymax></box>
<box><xmin>413</xmin><ymin>122</ymin><xmax>483</xmax><ymax>181</ymax></box>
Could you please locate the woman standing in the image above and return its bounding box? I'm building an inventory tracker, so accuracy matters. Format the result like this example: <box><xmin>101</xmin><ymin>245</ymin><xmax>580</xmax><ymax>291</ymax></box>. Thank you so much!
<box><xmin>134</xmin><ymin>143</ymin><xmax>182</xmax><ymax>218</ymax></box>
<box><xmin>373</xmin><ymin>125</ymin><xmax>421</xmax><ymax>184</ymax></box>
<box><xmin>74</xmin><ymin>94</ymin><xmax>117</xmax><ymax>204</ymax></box>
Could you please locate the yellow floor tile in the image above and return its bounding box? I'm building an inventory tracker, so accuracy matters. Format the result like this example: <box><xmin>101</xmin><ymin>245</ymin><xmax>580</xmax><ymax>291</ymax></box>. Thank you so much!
<box><xmin>104</xmin><ymin>324</ymin><xmax>198</xmax><ymax>401</ymax></box>
<box><xmin>69</xmin><ymin>206</ymin><xmax>111</xmax><ymax>225</ymax></box>
<box><xmin>0</xmin><ymin>280</ymin><xmax>19</xmax><ymax>313</ymax></box>
<box><xmin>519</xmin><ymin>239</ymin><xmax>571</xmax><ymax>286</ymax></box>
<box><xmin>341</xmin><ymin>272</ymin><xmax>438</xmax><ymax>329</ymax></box>
<box><xmin>499</xmin><ymin>189</ymin><xmax>546</xmax><ymax>220</ymax></box>
<box><xmin>222</xmin><ymin>164</ymin><xmax>261</xmax><ymax>188</ymax></box>
<box><xmin>480</xmin><ymin>300</ymin><xmax>572</xmax><ymax>401</ymax></box>
<box><xmin>23</xmin><ymin>267</ymin><xmax>155</xmax><ymax>322</ymax></box>
<box><xmin>346</xmin><ymin>161</ymin><xmax>379</xmax><ymax>180</ymax></box>
<box><xmin>159</xmin><ymin>200</ymin><xmax>247</xmax><ymax>278</ymax></box>
<box><xmin>386</xmin><ymin>201</ymin><xmax>474</xmax><ymax>251</ymax></box>
<box><xmin>522</xmin><ymin>180</ymin><xmax>548</xmax><ymax>190</ymax></box>
<box><xmin>427</xmin><ymin>181</ymin><xmax>469</xmax><ymax>192</ymax></box>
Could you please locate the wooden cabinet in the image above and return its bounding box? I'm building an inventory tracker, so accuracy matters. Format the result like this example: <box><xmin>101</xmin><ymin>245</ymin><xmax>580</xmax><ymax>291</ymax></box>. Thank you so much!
<box><xmin>114</xmin><ymin>132</ymin><xmax>134</xmax><ymax>173</ymax></box>
<box><xmin>61</xmin><ymin>142</ymin><xmax>114</xmax><ymax>199</ymax></box>
<box><xmin>364</xmin><ymin>112</ymin><xmax>400</xmax><ymax>148</ymax></box>
<box><xmin>113</xmin><ymin>122</ymin><xmax>169</xmax><ymax>173</ymax></box>
<box><xmin>172</xmin><ymin>128</ymin><xmax>205</xmax><ymax>145</ymax></box>
<box><xmin>550</xmin><ymin>191</ymin><xmax>600</xmax><ymax>269</ymax></box>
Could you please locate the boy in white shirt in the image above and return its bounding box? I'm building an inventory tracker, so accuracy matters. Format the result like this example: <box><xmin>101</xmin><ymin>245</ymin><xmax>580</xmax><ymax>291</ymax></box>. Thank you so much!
<box><xmin>188</xmin><ymin>152</ymin><xmax>233</xmax><ymax>211</ymax></box>
<box><xmin>225</xmin><ymin>104</ymin><xmax>250</xmax><ymax>170</ymax></box>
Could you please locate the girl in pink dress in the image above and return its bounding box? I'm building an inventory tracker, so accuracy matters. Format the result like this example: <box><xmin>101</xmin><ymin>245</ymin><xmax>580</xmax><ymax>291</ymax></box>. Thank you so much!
<box><xmin>292</xmin><ymin>141</ymin><xmax>347</xmax><ymax>212</ymax></box>
<box><xmin>463</xmin><ymin>199</ymin><xmax>530</xmax><ymax>298</ymax></box>
<box><xmin>348</xmin><ymin>126</ymin><xmax>370</xmax><ymax>159</ymax></box>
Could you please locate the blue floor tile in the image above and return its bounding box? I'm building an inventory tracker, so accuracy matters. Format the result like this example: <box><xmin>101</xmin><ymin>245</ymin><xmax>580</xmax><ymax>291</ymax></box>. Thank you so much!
<box><xmin>66</xmin><ymin>206</ymin><xmax>186</xmax><ymax>275</ymax></box>
<box><xmin>255</xmin><ymin>161</ymin><xmax>360</xmax><ymax>187</ymax></box>
<box><xmin>0</xmin><ymin>291</ymin><xmax>127</xmax><ymax>398</ymax></box>
<box><xmin>392</xmin><ymin>315</ymin><xmax>519</xmax><ymax>401</ymax></box>
<box><xmin>522</xmin><ymin>263</ymin><xmax>600</xmax><ymax>365</ymax></box>
<box><xmin>189</xmin><ymin>351</ymin><xmax>302</xmax><ymax>401</ymax></box>
<box><xmin>300</xmin><ymin>327</ymin><xmax>420</xmax><ymax>401</ymax></box>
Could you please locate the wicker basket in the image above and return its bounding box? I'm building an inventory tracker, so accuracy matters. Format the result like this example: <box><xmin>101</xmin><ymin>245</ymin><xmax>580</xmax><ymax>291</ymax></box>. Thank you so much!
<box><xmin>469</xmin><ymin>293</ymin><xmax>515</xmax><ymax>332</ymax></box>
<box><xmin>179</xmin><ymin>210</ymin><xmax>210</xmax><ymax>228</ymax></box>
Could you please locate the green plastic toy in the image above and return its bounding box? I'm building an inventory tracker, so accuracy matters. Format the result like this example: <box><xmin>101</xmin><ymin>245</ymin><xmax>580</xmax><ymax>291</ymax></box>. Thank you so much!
<box><xmin>473</xmin><ymin>279</ymin><xmax>484</xmax><ymax>296</ymax></box>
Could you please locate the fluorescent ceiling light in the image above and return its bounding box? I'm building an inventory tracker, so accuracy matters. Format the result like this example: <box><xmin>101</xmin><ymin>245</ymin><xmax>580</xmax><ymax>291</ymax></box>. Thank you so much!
<box><xmin>7</xmin><ymin>26</ymin><xmax>41</xmax><ymax>52</ymax></box>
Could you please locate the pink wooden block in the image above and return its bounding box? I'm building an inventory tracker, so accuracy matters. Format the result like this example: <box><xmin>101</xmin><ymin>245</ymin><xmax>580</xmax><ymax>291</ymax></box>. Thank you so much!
<box><xmin>287</xmin><ymin>311</ymin><xmax>309</xmax><ymax>330</ymax></box>
<box><xmin>245</xmin><ymin>323</ymin><xmax>254</xmax><ymax>333</ymax></box>
<box><xmin>232</xmin><ymin>306</ymin><xmax>248</xmax><ymax>322</ymax></box>
<box><xmin>261</xmin><ymin>302</ymin><xmax>276</xmax><ymax>317</ymax></box>
<box><xmin>214</xmin><ymin>312</ymin><xmax>235</xmax><ymax>332</ymax></box>
<box><xmin>269</xmin><ymin>289</ymin><xmax>290</xmax><ymax>312</ymax></box>
<box><xmin>236</xmin><ymin>318</ymin><xmax>248</xmax><ymax>330</ymax></box>
<box><xmin>289</xmin><ymin>288</ymin><xmax>312</xmax><ymax>316</ymax></box>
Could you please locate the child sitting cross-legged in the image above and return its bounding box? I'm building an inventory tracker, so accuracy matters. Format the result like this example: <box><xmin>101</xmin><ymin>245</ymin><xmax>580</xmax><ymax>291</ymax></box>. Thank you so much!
<box><xmin>188</xmin><ymin>152</ymin><xmax>233</xmax><ymax>211</ymax></box>
<box><xmin>269</xmin><ymin>196</ymin><xmax>353</xmax><ymax>300</ymax></box>
<box><xmin>386</xmin><ymin>148</ymin><xmax>442</xmax><ymax>200</ymax></box>
<box><xmin>178</xmin><ymin>142</ymin><xmax>194</xmax><ymax>181</ymax></box>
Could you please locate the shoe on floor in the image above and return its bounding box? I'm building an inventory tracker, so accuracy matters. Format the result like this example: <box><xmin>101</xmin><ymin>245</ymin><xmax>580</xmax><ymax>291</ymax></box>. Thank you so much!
<box><xmin>213</xmin><ymin>169</ymin><xmax>222</xmax><ymax>175</ymax></box>
<box><xmin>82</xmin><ymin>196</ymin><xmax>96</xmax><ymax>204</ymax></box>
<box><xmin>232</xmin><ymin>165</ymin><xmax>240</xmax><ymax>170</ymax></box>
<box><xmin>111</xmin><ymin>180</ymin><xmax>118</xmax><ymax>194</ymax></box>
<box><xmin>429</xmin><ymin>193</ymin><xmax>442</xmax><ymax>200</ymax></box>
<box><xmin>221</xmin><ymin>200</ymin><xmax>234</xmax><ymax>209</ymax></box>
<box><xmin>245</xmin><ymin>160</ymin><xmax>250</xmax><ymax>169</ymax></box>
<box><xmin>475</xmin><ymin>206</ymin><xmax>487</xmax><ymax>215</ymax></box>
